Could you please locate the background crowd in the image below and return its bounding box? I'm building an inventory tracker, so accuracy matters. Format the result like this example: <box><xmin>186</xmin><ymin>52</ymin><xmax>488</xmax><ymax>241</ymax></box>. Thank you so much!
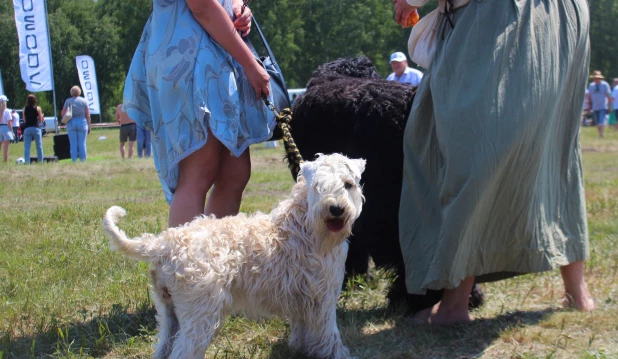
<box><xmin>0</xmin><ymin>0</ymin><xmax>616</xmax><ymax>123</ymax></box>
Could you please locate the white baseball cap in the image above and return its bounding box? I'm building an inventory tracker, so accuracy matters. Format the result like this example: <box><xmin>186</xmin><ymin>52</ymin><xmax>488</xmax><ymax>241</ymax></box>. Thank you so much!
<box><xmin>0</xmin><ymin>95</ymin><xmax>8</xmax><ymax>103</ymax></box>
<box><xmin>389</xmin><ymin>52</ymin><xmax>407</xmax><ymax>63</ymax></box>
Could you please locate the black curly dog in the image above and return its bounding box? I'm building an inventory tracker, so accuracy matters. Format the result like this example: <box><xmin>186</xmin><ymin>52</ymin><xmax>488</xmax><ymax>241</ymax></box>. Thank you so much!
<box><xmin>285</xmin><ymin>56</ymin><xmax>484</xmax><ymax>313</ymax></box>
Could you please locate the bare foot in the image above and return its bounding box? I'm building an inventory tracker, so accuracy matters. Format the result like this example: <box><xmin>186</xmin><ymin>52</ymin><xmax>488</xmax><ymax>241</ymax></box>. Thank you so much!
<box><xmin>413</xmin><ymin>305</ymin><xmax>435</xmax><ymax>324</ymax></box>
<box><xmin>413</xmin><ymin>302</ymin><xmax>471</xmax><ymax>325</ymax></box>
<box><xmin>560</xmin><ymin>261</ymin><xmax>595</xmax><ymax>312</ymax></box>
<box><xmin>562</xmin><ymin>292</ymin><xmax>595</xmax><ymax>312</ymax></box>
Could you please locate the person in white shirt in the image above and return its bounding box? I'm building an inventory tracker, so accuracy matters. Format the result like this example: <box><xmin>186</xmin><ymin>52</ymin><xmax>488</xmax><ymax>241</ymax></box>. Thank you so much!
<box><xmin>612</xmin><ymin>77</ymin><xmax>618</xmax><ymax>130</ymax></box>
<box><xmin>0</xmin><ymin>95</ymin><xmax>15</xmax><ymax>162</ymax></box>
<box><xmin>386</xmin><ymin>52</ymin><xmax>423</xmax><ymax>87</ymax></box>
<box><xmin>11</xmin><ymin>109</ymin><xmax>20</xmax><ymax>143</ymax></box>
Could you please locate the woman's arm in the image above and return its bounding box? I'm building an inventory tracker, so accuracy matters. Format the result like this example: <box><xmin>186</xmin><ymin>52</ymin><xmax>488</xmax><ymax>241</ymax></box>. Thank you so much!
<box><xmin>37</xmin><ymin>106</ymin><xmax>44</xmax><ymax>122</ymax></box>
<box><xmin>115</xmin><ymin>106</ymin><xmax>121</xmax><ymax>124</ymax></box>
<box><xmin>60</xmin><ymin>100</ymin><xmax>67</xmax><ymax>117</ymax></box>
<box><xmin>186</xmin><ymin>0</ymin><xmax>269</xmax><ymax>99</ymax></box>
<box><xmin>86</xmin><ymin>106</ymin><xmax>91</xmax><ymax>135</ymax></box>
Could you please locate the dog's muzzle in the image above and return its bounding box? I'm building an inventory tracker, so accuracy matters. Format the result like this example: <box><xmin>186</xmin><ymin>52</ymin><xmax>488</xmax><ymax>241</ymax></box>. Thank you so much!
<box><xmin>326</xmin><ymin>206</ymin><xmax>346</xmax><ymax>232</ymax></box>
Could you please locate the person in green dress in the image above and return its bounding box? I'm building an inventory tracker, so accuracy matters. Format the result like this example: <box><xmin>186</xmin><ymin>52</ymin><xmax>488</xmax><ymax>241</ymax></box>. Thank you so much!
<box><xmin>394</xmin><ymin>0</ymin><xmax>595</xmax><ymax>324</ymax></box>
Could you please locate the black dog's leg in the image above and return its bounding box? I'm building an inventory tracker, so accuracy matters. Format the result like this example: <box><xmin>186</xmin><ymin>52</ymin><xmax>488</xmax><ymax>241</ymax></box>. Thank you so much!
<box><xmin>345</xmin><ymin>233</ymin><xmax>371</xmax><ymax>278</ymax></box>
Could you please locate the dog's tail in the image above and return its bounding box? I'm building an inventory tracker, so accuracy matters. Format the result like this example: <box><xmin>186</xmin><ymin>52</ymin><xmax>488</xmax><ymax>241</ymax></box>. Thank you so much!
<box><xmin>103</xmin><ymin>206</ymin><xmax>150</xmax><ymax>261</ymax></box>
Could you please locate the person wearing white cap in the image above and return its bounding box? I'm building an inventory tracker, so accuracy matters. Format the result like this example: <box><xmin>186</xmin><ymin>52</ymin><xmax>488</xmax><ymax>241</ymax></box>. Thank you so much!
<box><xmin>0</xmin><ymin>95</ymin><xmax>15</xmax><ymax>162</ymax></box>
<box><xmin>386</xmin><ymin>52</ymin><xmax>423</xmax><ymax>87</ymax></box>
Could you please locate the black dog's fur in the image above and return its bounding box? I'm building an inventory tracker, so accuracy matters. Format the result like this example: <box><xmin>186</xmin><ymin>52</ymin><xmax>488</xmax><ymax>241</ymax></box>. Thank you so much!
<box><xmin>286</xmin><ymin>56</ymin><xmax>485</xmax><ymax>313</ymax></box>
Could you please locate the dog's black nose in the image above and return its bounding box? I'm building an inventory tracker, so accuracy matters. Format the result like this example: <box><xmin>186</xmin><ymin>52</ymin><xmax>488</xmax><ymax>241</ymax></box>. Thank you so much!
<box><xmin>329</xmin><ymin>206</ymin><xmax>345</xmax><ymax>217</ymax></box>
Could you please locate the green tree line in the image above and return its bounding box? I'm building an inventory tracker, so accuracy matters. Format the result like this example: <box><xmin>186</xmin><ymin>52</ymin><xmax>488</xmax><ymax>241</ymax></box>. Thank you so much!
<box><xmin>0</xmin><ymin>0</ymin><xmax>615</xmax><ymax>122</ymax></box>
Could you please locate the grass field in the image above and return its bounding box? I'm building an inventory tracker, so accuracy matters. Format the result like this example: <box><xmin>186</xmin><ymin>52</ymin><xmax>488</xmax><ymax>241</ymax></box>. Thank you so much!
<box><xmin>0</xmin><ymin>127</ymin><xmax>617</xmax><ymax>359</ymax></box>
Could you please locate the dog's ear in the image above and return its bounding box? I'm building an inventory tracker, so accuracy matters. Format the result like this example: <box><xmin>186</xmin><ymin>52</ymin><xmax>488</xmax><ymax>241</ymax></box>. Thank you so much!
<box><xmin>346</xmin><ymin>158</ymin><xmax>366</xmax><ymax>179</ymax></box>
<box><xmin>300</xmin><ymin>161</ymin><xmax>319</xmax><ymax>185</ymax></box>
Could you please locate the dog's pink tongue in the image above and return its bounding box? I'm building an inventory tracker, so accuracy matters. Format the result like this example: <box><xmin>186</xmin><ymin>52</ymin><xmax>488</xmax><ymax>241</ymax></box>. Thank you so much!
<box><xmin>327</xmin><ymin>219</ymin><xmax>344</xmax><ymax>232</ymax></box>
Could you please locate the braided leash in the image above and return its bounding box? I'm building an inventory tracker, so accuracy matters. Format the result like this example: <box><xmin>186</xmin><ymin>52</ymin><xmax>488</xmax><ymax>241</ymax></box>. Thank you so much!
<box><xmin>263</xmin><ymin>99</ymin><xmax>304</xmax><ymax>177</ymax></box>
<box><xmin>241</xmin><ymin>0</ymin><xmax>302</xmax><ymax>176</ymax></box>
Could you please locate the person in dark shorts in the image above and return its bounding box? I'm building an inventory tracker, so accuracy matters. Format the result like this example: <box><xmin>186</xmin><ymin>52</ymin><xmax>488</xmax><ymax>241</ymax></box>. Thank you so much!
<box><xmin>116</xmin><ymin>104</ymin><xmax>136</xmax><ymax>159</ymax></box>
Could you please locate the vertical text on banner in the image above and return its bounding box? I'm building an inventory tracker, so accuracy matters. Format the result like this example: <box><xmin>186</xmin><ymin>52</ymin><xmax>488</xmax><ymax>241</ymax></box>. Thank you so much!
<box><xmin>75</xmin><ymin>55</ymin><xmax>101</xmax><ymax>115</ymax></box>
<box><xmin>13</xmin><ymin>0</ymin><xmax>53</xmax><ymax>92</ymax></box>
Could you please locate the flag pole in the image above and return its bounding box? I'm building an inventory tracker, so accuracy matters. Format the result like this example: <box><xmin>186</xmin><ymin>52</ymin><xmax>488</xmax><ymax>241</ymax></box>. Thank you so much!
<box><xmin>43</xmin><ymin>0</ymin><xmax>58</xmax><ymax>134</ymax></box>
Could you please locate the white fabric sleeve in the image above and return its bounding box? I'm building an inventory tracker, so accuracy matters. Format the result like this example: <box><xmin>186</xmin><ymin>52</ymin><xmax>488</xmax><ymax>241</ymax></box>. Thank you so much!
<box><xmin>406</xmin><ymin>0</ymin><xmax>431</xmax><ymax>6</ymax></box>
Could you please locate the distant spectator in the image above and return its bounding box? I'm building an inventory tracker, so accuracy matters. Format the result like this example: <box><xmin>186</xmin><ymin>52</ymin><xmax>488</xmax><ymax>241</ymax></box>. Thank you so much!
<box><xmin>11</xmin><ymin>110</ymin><xmax>19</xmax><ymax>143</ymax></box>
<box><xmin>587</xmin><ymin>70</ymin><xmax>612</xmax><ymax>138</ymax></box>
<box><xmin>386</xmin><ymin>52</ymin><xmax>423</xmax><ymax>87</ymax></box>
<box><xmin>115</xmin><ymin>104</ymin><xmax>136</xmax><ymax>159</ymax></box>
<box><xmin>136</xmin><ymin>124</ymin><xmax>151</xmax><ymax>158</ymax></box>
<box><xmin>291</xmin><ymin>93</ymin><xmax>298</xmax><ymax>106</ymax></box>
<box><xmin>0</xmin><ymin>95</ymin><xmax>14</xmax><ymax>162</ymax></box>
<box><xmin>22</xmin><ymin>94</ymin><xmax>44</xmax><ymax>164</ymax></box>
<box><xmin>612</xmin><ymin>77</ymin><xmax>618</xmax><ymax>130</ymax></box>
<box><xmin>61</xmin><ymin>86</ymin><xmax>91</xmax><ymax>162</ymax></box>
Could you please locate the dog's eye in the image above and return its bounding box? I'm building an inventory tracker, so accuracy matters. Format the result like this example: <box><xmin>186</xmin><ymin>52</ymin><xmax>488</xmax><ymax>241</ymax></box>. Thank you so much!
<box><xmin>344</xmin><ymin>182</ymin><xmax>353</xmax><ymax>190</ymax></box>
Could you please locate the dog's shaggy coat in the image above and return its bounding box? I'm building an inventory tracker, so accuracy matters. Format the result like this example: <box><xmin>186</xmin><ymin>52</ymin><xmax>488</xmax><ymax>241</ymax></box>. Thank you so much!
<box><xmin>103</xmin><ymin>154</ymin><xmax>365</xmax><ymax>359</ymax></box>
<box><xmin>287</xmin><ymin>56</ymin><xmax>484</xmax><ymax>313</ymax></box>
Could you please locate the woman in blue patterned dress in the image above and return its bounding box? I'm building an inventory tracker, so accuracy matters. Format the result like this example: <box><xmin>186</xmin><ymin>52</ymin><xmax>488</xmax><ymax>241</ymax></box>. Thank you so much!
<box><xmin>123</xmin><ymin>0</ymin><xmax>274</xmax><ymax>227</ymax></box>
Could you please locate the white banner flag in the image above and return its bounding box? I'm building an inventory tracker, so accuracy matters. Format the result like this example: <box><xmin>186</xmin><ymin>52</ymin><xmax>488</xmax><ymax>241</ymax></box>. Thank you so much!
<box><xmin>0</xmin><ymin>70</ymin><xmax>4</xmax><ymax>96</ymax></box>
<box><xmin>13</xmin><ymin>0</ymin><xmax>53</xmax><ymax>92</ymax></box>
<box><xmin>75</xmin><ymin>55</ymin><xmax>101</xmax><ymax>115</ymax></box>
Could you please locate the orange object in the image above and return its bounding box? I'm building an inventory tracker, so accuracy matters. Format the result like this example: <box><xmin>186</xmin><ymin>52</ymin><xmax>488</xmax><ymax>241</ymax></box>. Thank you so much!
<box><xmin>403</xmin><ymin>10</ymin><xmax>420</xmax><ymax>28</ymax></box>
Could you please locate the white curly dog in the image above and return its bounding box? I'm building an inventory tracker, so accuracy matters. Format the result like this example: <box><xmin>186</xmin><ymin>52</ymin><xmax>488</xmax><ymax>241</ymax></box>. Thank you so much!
<box><xmin>103</xmin><ymin>153</ymin><xmax>365</xmax><ymax>359</ymax></box>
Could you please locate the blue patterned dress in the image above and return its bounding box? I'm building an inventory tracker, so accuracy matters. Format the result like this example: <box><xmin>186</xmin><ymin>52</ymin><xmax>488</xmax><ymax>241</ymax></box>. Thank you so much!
<box><xmin>123</xmin><ymin>0</ymin><xmax>275</xmax><ymax>202</ymax></box>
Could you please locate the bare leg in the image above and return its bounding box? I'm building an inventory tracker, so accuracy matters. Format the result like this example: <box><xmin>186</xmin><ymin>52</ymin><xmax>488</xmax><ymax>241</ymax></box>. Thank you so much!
<box><xmin>597</xmin><ymin>124</ymin><xmax>604</xmax><ymax>138</ymax></box>
<box><xmin>119</xmin><ymin>141</ymin><xmax>126</xmax><ymax>159</ymax></box>
<box><xmin>3</xmin><ymin>140</ymin><xmax>9</xmax><ymax>161</ymax></box>
<box><xmin>414</xmin><ymin>276</ymin><xmax>474</xmax><ymax>325</ymax></box>
<box><xmin>2</xmin><ymin>140</ymin><xmax>9</xmax><ymax>162</ymax></box>
<box><xmin>128</xmin><ymin>140</ymin><xmax>135</xmax><ymax>159</ymax></box>
<box><xmin>168</xmin><ymin>131</ymin><xmax>224</xmax><ymax>228</ymax></box>
<box><xmin>204</xmin><ymin>148</ymin><xmax>251</xmax><ymax>218</ymax></box>
<box><xmin>560</xmin><ymin>261</ymin><xmax>595</xmax><ymax>312</ymax></box>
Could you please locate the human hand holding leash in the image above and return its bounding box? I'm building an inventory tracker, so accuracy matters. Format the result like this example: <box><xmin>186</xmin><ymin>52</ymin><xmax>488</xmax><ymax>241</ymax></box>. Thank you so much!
<box><xmin>238</xmin><ymin>0</ymin><xmax>270</xmax><ymax>100</ymax></box>
<box><xmin>233</xmin><ymin>0</ymin><xmax>252</xmax><ymax>36</ymax></box>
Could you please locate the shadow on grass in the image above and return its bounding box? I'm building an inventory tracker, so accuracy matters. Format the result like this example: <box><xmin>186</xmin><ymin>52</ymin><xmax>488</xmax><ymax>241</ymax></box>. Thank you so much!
<box><xmin>0</xmin><ymin>300</ymin><xmax>555</xmax><ymax>359</ymax></box>
<box><xmin>338</xmin><ymin>306</ymin><xmax>556</xmax><ymax>359</ymax></box>
<box><xmin>202</xmin><ymin>306</ymin><xmax>557</xmax><ymax>359</ymax></box>
<box><xmin>1</xmin><ymin>300</ymin><xmax>158</xmax><ymax>358</ymax></box>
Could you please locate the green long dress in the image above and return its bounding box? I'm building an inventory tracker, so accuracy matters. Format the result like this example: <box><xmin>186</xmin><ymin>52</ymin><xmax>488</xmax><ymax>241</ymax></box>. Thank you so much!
<box><xmin>399</xmin><ymin>0</ymin><xmax>590</xmax><ymax>294</ymax></box>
